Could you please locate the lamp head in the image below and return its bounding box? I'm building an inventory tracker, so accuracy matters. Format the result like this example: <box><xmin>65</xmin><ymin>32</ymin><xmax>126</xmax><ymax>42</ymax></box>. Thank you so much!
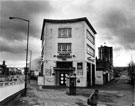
<box><xmin>9</xmin><ymin>17</ymin><xmax>15</xmax><ymax>19</ymax></box>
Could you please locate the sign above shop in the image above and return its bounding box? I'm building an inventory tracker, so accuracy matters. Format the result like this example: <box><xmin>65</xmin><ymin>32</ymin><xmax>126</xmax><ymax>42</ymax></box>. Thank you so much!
<box><xmin>87</xmin><ymin>57</ymin><xmax>95</xmax><ymax>62</ymax></box>
<box><xmin>57</xmin><ymin>53</ymin><xmax>72</xmax><ymax>60</ymax></box>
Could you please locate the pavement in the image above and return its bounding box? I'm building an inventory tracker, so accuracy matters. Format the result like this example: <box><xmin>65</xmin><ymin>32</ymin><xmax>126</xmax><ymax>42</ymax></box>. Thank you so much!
<box><xmin>12</xmin><ymin>76</ymin><xmax>134</xmax><ymax>106</ymax></box>
<box><xmin>20</xmin><ymin>87</ymin><xmax>108</xmax><ymax>106</ymax></box>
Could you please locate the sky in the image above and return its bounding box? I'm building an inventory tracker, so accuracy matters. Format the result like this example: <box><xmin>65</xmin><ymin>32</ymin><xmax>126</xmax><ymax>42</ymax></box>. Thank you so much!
<box><xmin>0</xmin><ymin>0</ymin><xmax>135</xmax><ymax>67</ymax></box>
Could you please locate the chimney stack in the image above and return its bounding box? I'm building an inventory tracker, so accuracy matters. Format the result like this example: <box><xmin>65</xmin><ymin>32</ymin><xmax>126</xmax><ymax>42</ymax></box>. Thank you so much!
<box><xmin>3</xmin><ymin>60</ymin><xmax>5</xmax><ymax>66</ymax></box>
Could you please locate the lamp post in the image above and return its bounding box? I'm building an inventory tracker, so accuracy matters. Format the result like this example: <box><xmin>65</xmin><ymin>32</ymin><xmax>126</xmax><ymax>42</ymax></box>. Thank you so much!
<box><xmin>29</xmin><ymin>50</ymin><xmax>32</xmax><ymax>72</ymax></box>
<box><xmin>9</xmin><ymin>17</ymin><xmax>30</xmax><ymax>96</ymax></box>
<box><xmin>26</xmin><ymin>49</ymin><xmax>32</xmax><ymax>84</ymax></box>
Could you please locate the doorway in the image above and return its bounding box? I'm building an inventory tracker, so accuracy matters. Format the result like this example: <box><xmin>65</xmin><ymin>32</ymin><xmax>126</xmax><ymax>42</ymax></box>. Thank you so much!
<box><xmin>55</xmin><ymin>70</ymin><xmax>72</xmax><ymax>86</ymax></box>
<box><xmin>59</xmin><ymin>72</ymin><xmax>69</xmax><ymax>86</ymax></box>
<box><xmin>92</xmin><ymin>64</ymin><xmax>95</xmax><ymax>85</ymax></box>
<box><xmin>87</xmin><ymin>63</ymin><xmax>91</xmax><ymax>87</ymax></box>
<box><xmin>55</xmin><ymin>61</ymin><xmax>74</xmax><ymax>86</ymax></box>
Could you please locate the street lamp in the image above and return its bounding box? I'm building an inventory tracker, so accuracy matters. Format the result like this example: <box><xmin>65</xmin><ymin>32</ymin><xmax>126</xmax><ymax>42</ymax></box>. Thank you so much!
<box><xmin>9</xmin><ymin>17</ymin><xmax>30</xmax><ymax>96</ymax></box>
<box><xmin>29</xmin><ymin>50</ymin><xmax>32</xmax><ymax>72</ymax></box>
<box><xmin>25</xmin><ymin>49</ymin><xmax>32</xmax><ymax>72</ymax></box>
<box><xmin>26</xmin><ymin>49</ymin><xmax>32</xmax><ymax>84</ymax></box>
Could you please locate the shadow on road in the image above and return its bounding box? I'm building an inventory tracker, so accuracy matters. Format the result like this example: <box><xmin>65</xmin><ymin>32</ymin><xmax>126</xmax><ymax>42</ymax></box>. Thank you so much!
<box><xmin>76</xmin><ymin>102</ymin><xmax>87</xmax><ymax>106</ymax></box>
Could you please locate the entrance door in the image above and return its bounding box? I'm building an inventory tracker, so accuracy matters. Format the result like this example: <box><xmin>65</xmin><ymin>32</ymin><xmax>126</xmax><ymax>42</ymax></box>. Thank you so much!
<box><xmin>87</xmin><ymin>63</ymin><xmax>91</xmax><ymax>87</ymax></box>
<box><xmin>60</xmin><ymin>73</ymin><xmax>68</xmax><ymax>86</ymax></box>
<box><xmin>92</xmin><ymin>64</ymin><xmax>95</xmax><ymax>85</ymax></box>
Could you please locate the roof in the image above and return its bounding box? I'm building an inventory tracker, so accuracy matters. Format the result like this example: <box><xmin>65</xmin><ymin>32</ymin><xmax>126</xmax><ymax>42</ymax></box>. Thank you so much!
<box><xmin>41</xmin><ymin>17</ymin><xmax>97</xmax><ymax>40</ymax></box>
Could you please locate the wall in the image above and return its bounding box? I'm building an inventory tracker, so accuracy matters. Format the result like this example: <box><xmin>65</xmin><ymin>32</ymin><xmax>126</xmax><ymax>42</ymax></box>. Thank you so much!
<box><xmin>43</xmin><ymin>22</ymin><xmax>86</xmax><ymax>61</ymax></box>
<box><xmin>75</xmin><ymin>61</ymin><xmax>87</xmax><ymax>87</ymax></box>
<box><xmin>0</xmin><ymin>82</ymin><xmax>25</xmax><ymax>102</ymax></box>
<box><xmin>42</xmin><ymin>21</ymin><xmax>96</xmax><ymax>87</ymax></box>
<box><xmin>44</xmin><ymin>60</ymin><xmax>55</xmax><ymax>85</ymax></box>
<box><xmin>43</xmin><ymin>22</ymin><xmax>86</xmax><ymax>86</ymax></box>
<box><xmin>95</xmin><ymin>71</ymin><xmax>103</xmax><ymax>85</ymax></box>
<box><xmin>85</xmin><ymin>22</ymin><xmax>96</xmax><ymax>86</ymax></box>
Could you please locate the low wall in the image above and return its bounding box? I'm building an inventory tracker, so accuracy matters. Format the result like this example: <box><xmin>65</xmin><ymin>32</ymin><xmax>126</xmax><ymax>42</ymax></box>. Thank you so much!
<box><xmin>95</xmin><ymin>71</ymin><xmax>103</xmax><ymax>85</ymax></box>
<box><xmin>0</xmin><ymin>81</ymin><xmax>25</xmax><ymax>104</ymax></box>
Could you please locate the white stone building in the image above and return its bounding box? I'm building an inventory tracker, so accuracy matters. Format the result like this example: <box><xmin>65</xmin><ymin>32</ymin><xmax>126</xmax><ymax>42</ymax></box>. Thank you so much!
<box><xmin>40</xmin><ymin>17</ymin><xmax>97</xmax><ymax>87</ymax></box>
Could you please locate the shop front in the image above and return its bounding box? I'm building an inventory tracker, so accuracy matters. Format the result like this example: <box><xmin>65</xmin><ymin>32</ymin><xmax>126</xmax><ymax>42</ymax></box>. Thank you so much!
<box><xmin>54</xmin><ymin>61</ymin><xmax>75</xmax><ymax>86</ymax></box>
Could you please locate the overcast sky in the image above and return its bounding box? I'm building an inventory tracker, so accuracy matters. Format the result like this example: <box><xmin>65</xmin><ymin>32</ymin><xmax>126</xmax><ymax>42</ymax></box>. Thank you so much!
<box><xmin>0</xmin><ymin>0</ymin><xmax>135</xmax><ymax>67</ymax></box>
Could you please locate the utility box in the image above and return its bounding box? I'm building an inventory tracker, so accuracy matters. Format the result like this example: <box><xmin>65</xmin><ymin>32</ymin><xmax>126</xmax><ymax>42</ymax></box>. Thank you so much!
<box><xmin>38</xmin><ymin>76</ymin><xmax>44</xmax><ymax>89</ymax></box>
<box><xmin>66</xmin><ymin>75</ymin><xmax>76</xmax><ymax>95</ymax></box>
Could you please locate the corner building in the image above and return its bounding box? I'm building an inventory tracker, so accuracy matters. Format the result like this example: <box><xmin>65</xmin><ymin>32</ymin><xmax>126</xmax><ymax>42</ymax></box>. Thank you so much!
<box><xmin>41</xmin><ymin>17</ymin><xmax>97</xmax><ymax>87</ymax></box>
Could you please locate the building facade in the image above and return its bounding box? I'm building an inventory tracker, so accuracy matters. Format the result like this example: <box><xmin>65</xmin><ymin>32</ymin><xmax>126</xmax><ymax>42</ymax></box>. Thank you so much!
<box><xmin>98</xmin><ymin>46</ymin><xmax>113</xmax><ymax>65</ymax></box>
<box><xmin>0</xmin><ymin>61</ymin><xmax>9</xmax><ymax>76</ymax></box>
<box><xmin>96</xmin><ymin>45</ymin><xmax>114</xmax><ymax>85</ymax></box>
<box><xmin>41</xmin><ymin>17</ymin><xmax>97</xmax><ymax>87</ymax></box>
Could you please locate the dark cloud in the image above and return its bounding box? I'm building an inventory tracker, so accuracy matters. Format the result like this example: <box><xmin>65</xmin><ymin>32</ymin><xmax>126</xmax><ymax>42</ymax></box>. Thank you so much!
<box><xmin>0</xmin><ymin>38</ymin><xmax>41</xmax><ymax>64</ymax></box>
<box><xmin>98</xmin><ymin>8</ymin><xmax>135</xmax><ymax>50</ymax></box>
<box><xmin>0</xmin><ymin>0</ymin><xmax>134</xmax><ymax>66</ymax></box>
<box><xmin>0</xmin><ymin>39</ymin><xmax>26</xmax><ymax>54</ymax></box>
<box><xmin>0</xmin><ymin>0</ymin><xmax>54</xmax><ymax>65</ymax></box>
<box><xmin>1</xmin><ymin>24</ymin><xmax>28</xmax><ymax>41</ymax></box>
<box><xmin>1</xmin><ymin>1</ymin><xmax>53</xmax><ymax>18</ymax></box>
<box><xmin>0</xmin><ymin>0</ymin><xmax>54</xmax><ymax>40</ymax></box>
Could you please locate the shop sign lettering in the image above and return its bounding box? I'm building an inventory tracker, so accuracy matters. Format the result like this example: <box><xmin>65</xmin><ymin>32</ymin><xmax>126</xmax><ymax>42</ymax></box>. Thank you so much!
<box><xmin>87</xmin><ymin>57</ymin><xmax>94</xmax><ymax>62</ymax></box>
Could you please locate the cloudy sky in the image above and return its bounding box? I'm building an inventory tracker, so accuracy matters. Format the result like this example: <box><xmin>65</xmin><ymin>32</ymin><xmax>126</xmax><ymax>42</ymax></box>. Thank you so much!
<box><xmin>0</xmin><ymin>0</ymin><xmax>135</xmax><ymax>67</ymax></box>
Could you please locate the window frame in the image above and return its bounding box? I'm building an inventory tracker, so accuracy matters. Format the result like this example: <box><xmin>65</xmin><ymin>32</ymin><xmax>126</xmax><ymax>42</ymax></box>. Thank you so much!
<box><xmin>58</xmin><ymin>28</ymin><xmax>72</xmax><ymax>38</ymax></box>
<box><xmin>87</xmin><ymin>44</ymin><xmax>95</xmax><ymax>57</ymax></box>
<box><xmin>86</xmin><ymin>29</ymin><xmax>95</xmax><ymax>45</ymax></box>
<box><xmin>58</xmin><ymin>43</ymin><xmax>72</xmax><ymax>53</ymax></box>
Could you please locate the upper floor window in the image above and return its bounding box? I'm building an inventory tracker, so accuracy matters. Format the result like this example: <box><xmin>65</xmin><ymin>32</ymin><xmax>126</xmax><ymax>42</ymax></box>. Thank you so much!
<box><xmin>87</xmin><ymin>44</ymin><xmax>95</xmax><ymax>57</ymax></box>
<box><xmin>58</xmin><ymin>28</ymin><xmax>72</xmax><ymax>38</ymax></box>
<box><xmin>58</xmin><ymin>43</ymin><xmax>71</xmax><ymax>52</ymax></box>
<box><xmin>86</xmin><ymin>29</ymin><xmax>95</xmax><ymax>44</ymax></box>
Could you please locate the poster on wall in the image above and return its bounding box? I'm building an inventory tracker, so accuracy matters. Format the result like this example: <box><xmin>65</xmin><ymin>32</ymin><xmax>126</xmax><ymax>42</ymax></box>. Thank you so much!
<box><xmin>45</xmin><ymin>77</ymin><xmax>54</xmax><ymax>83</ymax></box>
<box><xmin>76</xmin><ymin>77</ymin><xmax>83</xmax><ymax>84</ymax></box>
<box><xmin>77</xmin><ymin>62</ymin><xmax>83</xmax><ymax>76</ymax></box>
<box><xmin>45</xmin><ymin>69</ymin><xmax>52</xmax><ymax>76</ymax></box>
<box><xmin>77</xmin><ymin>70</ymin><xmax>83</xmax><ymax>76</ymax></box>
<box><xmin>45</xmin><ymin>77</ymin><xmax>55</xmax><ymax>85</ymax></box>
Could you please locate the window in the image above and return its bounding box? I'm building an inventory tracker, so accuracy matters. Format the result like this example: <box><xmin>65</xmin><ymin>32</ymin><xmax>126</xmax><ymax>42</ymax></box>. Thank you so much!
<box><xmin>87</xmin><ymin>44</ymin><xmax>95</xmax><ymax>57</ymax></box>
<box><xmin>77</xmin><ymin>62</ymin><xmax>83</xmax><ymax>70</ymax></box>
<box><xmin>58</xmin><ymin>43</ymin><xmax>71</xmax><ymax>52</ymax></box>
<box><xmin>58</xmin><ymin>28</ymin><xmax>72</xmax><ymax>38</ymax></box>
<box><xmin>86</xmin><ymin>29</ymin><xmax>95</xmax><ymax>44</ymax></box>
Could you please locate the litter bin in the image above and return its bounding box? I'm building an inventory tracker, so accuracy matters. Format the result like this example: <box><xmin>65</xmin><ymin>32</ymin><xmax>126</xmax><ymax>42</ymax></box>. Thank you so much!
<box><xmin>66</xmin><ymin>75</ymin><xmax>76</xmax><ymax>95</ymax></box>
